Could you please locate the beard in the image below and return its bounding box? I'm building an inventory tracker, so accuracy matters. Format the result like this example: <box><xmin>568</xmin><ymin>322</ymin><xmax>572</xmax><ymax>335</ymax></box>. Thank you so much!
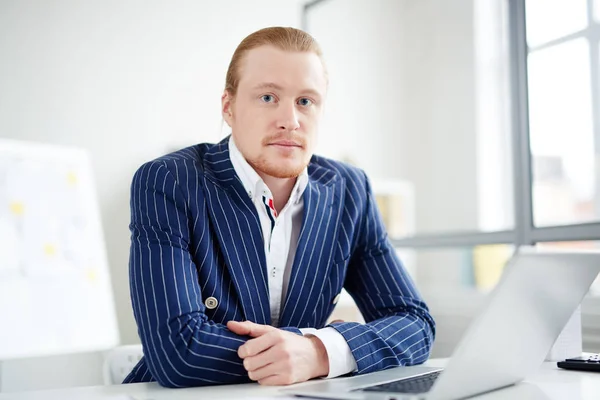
<box><xmin>245</xmin><ymin>132</ymin><xmax>311</xmax><ymax>178</ymax></box>
<box><xmin>247</xmin><ymin>153</ymin><xmax>308</xmax><ymax>179</ymax></box>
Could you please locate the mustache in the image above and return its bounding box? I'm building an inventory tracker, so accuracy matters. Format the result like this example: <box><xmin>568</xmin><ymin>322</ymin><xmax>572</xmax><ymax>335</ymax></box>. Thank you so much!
<box><xmin>262</xmin><ymin>133</ymin><xmax>306</xmax><ymax>147</ymax></box>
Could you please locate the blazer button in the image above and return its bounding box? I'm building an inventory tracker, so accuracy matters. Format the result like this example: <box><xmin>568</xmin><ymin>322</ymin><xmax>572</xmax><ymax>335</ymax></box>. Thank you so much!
<box><xmin>205</xmin><ymin>297</ymin><xmax>218</xmax><ymax>310</ymax></box>
<box><xmin>333</xmin><ymin>294</ymin><xmax>341</xmax><ymax>305</ymax></box>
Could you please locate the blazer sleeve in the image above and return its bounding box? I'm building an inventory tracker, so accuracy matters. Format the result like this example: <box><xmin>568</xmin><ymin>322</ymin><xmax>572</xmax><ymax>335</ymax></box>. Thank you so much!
<box><xmin>128</xmin><ymin>160</ymin><xmax>300</xmax><ymax>388</ymax></box>
<box><xmin>330</xmin><ymin>171</ymin><xmax>436</xmax><ymax>375</ymax></box>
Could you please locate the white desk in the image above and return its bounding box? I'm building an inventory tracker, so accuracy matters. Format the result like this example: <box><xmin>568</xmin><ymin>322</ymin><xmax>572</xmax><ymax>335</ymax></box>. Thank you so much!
<box><xmin>1</xmin><ymin>360</ymin><xmax>599</xmax><ymax>400</ymax></box>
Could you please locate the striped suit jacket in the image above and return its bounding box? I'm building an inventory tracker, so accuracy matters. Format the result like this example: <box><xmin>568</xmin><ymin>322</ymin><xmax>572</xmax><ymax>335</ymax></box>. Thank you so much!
<box><xmin>123</xmin><ymin>136</ymin><xmax>435</xmax><ymax>387</ymax></box>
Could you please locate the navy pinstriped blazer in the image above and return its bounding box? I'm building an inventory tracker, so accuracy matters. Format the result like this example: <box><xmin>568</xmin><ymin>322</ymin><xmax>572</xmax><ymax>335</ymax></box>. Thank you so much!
<box><xmin>123</xmin><ymin>136</ymin><xmax>435</xmax><ymax>387</ymax></box>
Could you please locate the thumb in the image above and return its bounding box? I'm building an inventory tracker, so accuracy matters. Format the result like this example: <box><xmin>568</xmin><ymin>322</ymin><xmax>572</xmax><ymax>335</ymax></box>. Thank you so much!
<box><xmin>227</xmin><ymin>320</ymin><xmax>273</xmax><ymax>337</ymax></box>
<box><xmin>330</xmin><ymin>319</ymin><xmax>345</xmax><ymax>324</ymax></box>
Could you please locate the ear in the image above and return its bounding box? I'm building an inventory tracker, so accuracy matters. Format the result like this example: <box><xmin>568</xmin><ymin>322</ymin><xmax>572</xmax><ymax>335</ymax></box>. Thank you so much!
<box><xmin>221</xmin><ymin>90</ymin><xmax>234</xmax><ymax>128</ymax></box>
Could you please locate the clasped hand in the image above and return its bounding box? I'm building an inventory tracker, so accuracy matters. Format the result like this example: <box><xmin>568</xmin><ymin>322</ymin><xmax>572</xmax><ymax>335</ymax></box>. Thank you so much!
<box><xmin>227</xmin><ymin>320</ymin><xmax>329</xmax><ymax>385</ymax></box>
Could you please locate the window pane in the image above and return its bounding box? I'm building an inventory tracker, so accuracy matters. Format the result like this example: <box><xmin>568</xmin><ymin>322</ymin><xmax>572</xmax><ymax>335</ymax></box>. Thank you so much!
<box><xmin>526</xmin><ymin>0</ymin><xmax>587</xmax><ymax>47</ymax></box>
<box><xmin>527</xmin><ymin>39</ymin><xmax>597</xmax><ymax>227</ymax></box>
<box><xmin>309</xmin><ymin>0</ymin><xmax>514</xmax><ymax>237</ymax></box>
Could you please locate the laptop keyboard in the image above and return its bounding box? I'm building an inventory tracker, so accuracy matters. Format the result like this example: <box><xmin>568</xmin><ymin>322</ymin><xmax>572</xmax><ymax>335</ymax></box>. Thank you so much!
<box><xmin>360</xmin><ymin>370</ymin><xmax>442</xmax><ymax>394</ymax></box>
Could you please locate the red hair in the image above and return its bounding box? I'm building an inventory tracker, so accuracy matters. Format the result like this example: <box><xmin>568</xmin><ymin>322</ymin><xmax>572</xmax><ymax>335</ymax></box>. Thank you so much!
<box><xmin>225</xmin><ymin>26</ymin><xmax>327</xmax><ymax>97</ymax></box>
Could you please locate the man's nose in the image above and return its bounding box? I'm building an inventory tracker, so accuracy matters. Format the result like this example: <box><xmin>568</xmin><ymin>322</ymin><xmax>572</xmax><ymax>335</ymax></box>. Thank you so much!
<box><xmin>276</xmin><ymin>101</ymin><xmax>300</xmax><ymax>131</ymax></box>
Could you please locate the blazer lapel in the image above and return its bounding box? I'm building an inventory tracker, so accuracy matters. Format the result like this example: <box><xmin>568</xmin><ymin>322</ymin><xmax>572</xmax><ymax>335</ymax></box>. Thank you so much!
<box><xmin>202</xmin><ymin>138</ymin><xmax>271</xmax><ymax>325</ymax></box>
<box><xmin>279</xmin><ymin>165</ymin><xmax>345</xmax><ymax>328</ymax></box>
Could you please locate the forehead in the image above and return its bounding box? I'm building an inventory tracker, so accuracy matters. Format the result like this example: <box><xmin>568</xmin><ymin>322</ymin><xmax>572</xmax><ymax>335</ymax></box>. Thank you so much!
<box><xmin>237</xmin><ymin>45</ymin><xmax>327</xmax><ymax>94</ymax></box>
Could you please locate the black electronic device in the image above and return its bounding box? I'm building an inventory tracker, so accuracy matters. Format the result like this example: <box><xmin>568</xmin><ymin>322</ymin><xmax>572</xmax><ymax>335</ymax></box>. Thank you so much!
<box><xmin>557</xmin><ymin>353</ymin><xmax>600</xmax><ymax>372</ymax></box>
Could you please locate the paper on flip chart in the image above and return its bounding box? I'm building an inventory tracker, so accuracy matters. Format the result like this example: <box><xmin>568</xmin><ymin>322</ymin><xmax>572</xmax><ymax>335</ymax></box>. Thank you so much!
<box><xmin>0</xmin><ymin>139</ymin><xmax>118</xmax><ymax>360</ymax></box>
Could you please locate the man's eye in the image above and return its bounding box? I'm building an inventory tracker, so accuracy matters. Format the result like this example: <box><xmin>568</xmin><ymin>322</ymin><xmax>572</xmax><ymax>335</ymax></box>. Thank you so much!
<box><xmin>261</xmin><ymin>95</ymin><xmax>274</xmax><ymax>103</ymax></box>
<box><xmin>298</xmin><ymin>98</ymin><xmax>313</xmax><ymax>107</ymax></box>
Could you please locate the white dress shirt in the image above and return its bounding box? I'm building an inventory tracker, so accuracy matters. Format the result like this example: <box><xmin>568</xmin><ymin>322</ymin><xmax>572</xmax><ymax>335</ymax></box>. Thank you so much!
<box><xmin>229</xmin><ymin>137</ymin><xmax>358</xmax><ymax>378</ymax></box>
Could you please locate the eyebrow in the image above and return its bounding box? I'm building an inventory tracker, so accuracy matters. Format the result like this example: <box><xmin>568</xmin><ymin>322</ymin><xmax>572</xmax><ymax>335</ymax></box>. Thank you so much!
<box><xmin>252</xmin><ymin>82</ymin><xmax>284</xmax><ymax>91</ymax></box>
<box><xmin>252</xmin><ymin>82</ymin><xmax>323</xmax><ymax>99</ymax></box>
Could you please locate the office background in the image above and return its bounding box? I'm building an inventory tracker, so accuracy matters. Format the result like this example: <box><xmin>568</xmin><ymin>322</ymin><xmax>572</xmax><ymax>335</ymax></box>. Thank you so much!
<box><xmin>1</xmin><ymin>0</ymin><xmax>599</xmax><ymax>393</ymax></box>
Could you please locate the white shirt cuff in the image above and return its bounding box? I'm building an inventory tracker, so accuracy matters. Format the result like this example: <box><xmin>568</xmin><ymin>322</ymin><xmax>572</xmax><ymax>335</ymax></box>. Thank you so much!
<box><xmin>300</xmin><ymin>327</ymin><xmax>358</xmax><ymax>378</ymax></box>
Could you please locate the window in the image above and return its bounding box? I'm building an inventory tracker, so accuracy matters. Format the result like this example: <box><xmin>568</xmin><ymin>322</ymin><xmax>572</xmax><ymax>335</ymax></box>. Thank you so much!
<box><xmin>526</xmin><ymin>1</ymin><xmax>599</xmax><ymax>227</ymax></box>
<box><xmin>525</xmin><ymin>0</ymin><xmax>587</xmax><ymax>47</ymax></box>
<box><xmin>304</xmin><ymin>0</ymin><xmax>600</xmax><ymax>266</ymax></box>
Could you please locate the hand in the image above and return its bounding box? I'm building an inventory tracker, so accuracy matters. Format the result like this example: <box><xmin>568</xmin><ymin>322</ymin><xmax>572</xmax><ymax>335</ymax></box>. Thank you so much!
<box><xmin>227</xmin><ymin>320</ymin><xmax>329</xmax><ymax>385</ymax></box>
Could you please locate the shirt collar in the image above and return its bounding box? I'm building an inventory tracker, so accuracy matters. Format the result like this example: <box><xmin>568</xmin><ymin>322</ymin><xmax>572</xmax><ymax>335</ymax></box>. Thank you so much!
<box><xmin>229</xmin><ymin>135</ymin><xmax>263</xmax><ymax>200</ymax></box>
<box><xmin>228</xmin><ymin>136</ymin><xmax>308</xmax><ymax>205</ymax></box>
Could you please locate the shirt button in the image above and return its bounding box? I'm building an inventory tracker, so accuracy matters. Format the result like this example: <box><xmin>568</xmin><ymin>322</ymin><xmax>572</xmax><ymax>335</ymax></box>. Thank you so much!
<box><xmin>205</xmin><ymin>297</ymin><xmax>218</xmax><ymax>310</ymax></box>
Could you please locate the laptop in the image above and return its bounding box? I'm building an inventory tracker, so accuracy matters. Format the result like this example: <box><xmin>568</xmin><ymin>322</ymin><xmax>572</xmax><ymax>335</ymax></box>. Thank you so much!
<box><xmin>282</xmin><ymin>246</ymin><xmax>600</xmax><ymax>400</ymax></box>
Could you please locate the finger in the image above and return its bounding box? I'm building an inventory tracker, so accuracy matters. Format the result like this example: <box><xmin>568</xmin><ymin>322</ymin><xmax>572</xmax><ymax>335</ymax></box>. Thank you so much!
<box><xmin>243</xmin><ymin>347</ymin><xmax>278</xmax><ymax>372</ymax></box>
<box><xmin>227</xmin><ymin>321</ymin><xmax>251</xmax><ymax>335</ymax></box>
<box><xmin>330</xmin><ymin>319</ymin><xmax>345</xmax><ymax>324</ymax></box>
<box><xmin>247</xmin><ymin>361</ymin><xmax>280</xmax><ymax>381</ymax></box>
<box><xmin>227</xmin><ymin>321</ymin><xmax>274</xmax><ymax>338</ymax></box>
<box><xmin>239</xmin><ymin>330</ymin><xmax>281</xmax><ymax>358</ymax></box>
<box><xmin>227</xmin><ymin>321</ymin><xmax>271</xmax><ymax>336</ymax></box>
<box><xmin>258</xmin><ymin>374</ymin><xmax>292</xmax><ymax>386</ymax></box>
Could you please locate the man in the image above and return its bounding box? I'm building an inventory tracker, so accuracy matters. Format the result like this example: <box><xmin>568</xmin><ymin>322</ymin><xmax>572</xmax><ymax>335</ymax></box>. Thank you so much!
<box><xmin>124</xmin><ymin>26</ymin><xmax>435</xmax><ymax>388</ymax></box>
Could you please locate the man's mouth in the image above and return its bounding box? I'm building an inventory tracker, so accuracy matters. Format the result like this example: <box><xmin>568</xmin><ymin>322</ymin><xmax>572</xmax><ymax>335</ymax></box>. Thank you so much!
<box><xmin>269</xmin><ymin>140</ymin><xmax>303</xmax><ymax>148</ymax></box>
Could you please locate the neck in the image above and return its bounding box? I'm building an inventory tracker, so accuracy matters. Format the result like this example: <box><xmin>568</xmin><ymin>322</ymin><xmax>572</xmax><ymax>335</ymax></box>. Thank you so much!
<box><xmin>258</xmin><ymin>172</ymin><xmax>297</xmax><ymax>214</ymax></box>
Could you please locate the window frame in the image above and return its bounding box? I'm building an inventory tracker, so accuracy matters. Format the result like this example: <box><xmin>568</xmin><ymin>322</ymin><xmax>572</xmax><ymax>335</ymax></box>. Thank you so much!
<box><xmin>303</xmin><ymin>0</ymin><xmax>600</xmax><ymax>250</ymax></box>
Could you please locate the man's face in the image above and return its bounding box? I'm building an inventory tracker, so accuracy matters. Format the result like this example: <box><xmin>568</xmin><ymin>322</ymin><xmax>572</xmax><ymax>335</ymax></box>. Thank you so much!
<box><xmin>222</xmin><ymin>45</ymin><xmax>327</xmax><ymax>179</ymax></box>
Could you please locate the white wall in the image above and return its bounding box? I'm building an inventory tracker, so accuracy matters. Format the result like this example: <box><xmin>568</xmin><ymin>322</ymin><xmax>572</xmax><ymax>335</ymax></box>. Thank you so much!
<box><xmin>0</xmin><ymin>0</ymin><xmax>303</xmax><ymax>392</ymax></box>
<box><xmin>310</xmin><ymin>0</ymin><xmax>408</xmax><ymax>179</ymax></box>
<box><xmin>400</xmin><ymin>0</ymin><xmax>479</xmax><ymax>235</ymax></box>
<box><xmin>309</xmin><ymin>0</ymin><xmax>479</xmax><ymax>285</ymax></box>
<box><xmin>310</xmin><ymin>0</ymin><xmax>479</xmax><ymax>237</ymax></box>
